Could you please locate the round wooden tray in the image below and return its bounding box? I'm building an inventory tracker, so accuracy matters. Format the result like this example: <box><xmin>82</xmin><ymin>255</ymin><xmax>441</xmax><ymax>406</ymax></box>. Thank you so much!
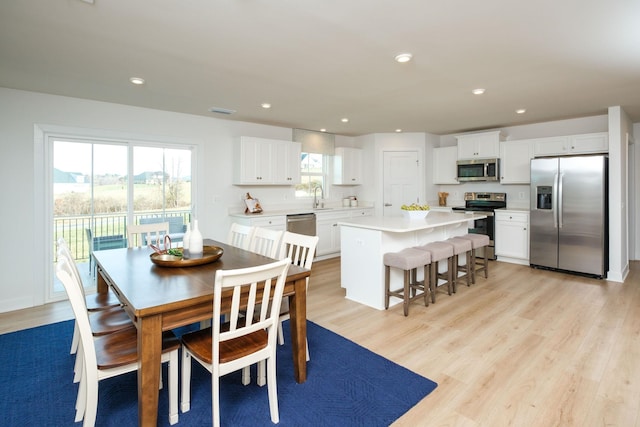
<box><xmin>149</xmin><ymin>245</ymin><xmax>224</xmax><ymax>267</ymax></box>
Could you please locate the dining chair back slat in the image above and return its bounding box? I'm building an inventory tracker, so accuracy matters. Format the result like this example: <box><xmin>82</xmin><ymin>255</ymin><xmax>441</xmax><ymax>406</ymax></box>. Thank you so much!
<box><xmin>227</xmin><ymin>223</ymin><xmax>255</xmax><ymax>250</ymax></box>
<box><xmin>248</xmin><ymin>227</ymin><xmax>283</xmax><ymax>259</ymax></box>
<box><xmin>127</xmin><ymin>222</ymin><xmax>169</xmax><ymax>249</ymax></box>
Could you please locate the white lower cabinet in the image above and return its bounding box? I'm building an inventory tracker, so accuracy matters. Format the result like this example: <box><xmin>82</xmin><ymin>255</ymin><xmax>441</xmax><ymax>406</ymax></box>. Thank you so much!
<box><xmin>316</xmin><ymin>208</ymin><xmax>373</xmax><ymax>257</ymax></box>
<box><xmin>495</xmin><ymin>210</ymin><xmax>529</xmax><ymax>265</ymax></box>
<box><xmin>316</xmin><ymin>211</ymin><xmax>350</xmax><ymax>256</ymax></box>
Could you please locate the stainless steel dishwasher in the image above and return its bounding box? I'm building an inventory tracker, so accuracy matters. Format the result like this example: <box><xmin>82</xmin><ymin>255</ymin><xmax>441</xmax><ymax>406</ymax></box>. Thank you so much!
<box><xmin>286</xmin><ymin>213</ymin><xmax>316</xmax><ymax>236</ymax></box>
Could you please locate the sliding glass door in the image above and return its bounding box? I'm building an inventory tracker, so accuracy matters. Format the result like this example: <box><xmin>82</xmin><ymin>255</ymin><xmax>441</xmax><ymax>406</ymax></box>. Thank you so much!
<box><xmin>51</xmin><ymin>137</ymin><xmax>192</xmax><ymax>299</ymax></box>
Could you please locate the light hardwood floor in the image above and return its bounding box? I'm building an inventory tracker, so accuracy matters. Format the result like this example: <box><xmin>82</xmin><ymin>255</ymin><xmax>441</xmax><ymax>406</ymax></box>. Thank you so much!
<box><xmin>2</xmin><ymin>259</ymin><xmax>639</xmax><ymax>426</ymax></box>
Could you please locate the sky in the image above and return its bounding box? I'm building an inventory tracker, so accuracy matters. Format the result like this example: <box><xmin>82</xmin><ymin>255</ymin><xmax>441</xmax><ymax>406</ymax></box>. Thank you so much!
<box><xmin>53</xmin><ymin>140</ymin><xmax>191</xmax><ymax>177</ymax></box>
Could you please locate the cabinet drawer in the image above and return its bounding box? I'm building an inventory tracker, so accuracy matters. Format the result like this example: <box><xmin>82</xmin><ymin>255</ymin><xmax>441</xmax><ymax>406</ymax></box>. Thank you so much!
<box><xmin>495</xmin><ymin>211</ymin><xmax>529</xmax><ymax>223</ymax></box>
<box><xmin>316</xmin><ymin>211</ymin><xmax>350</xmax><ymax>222</ymax></box>
<box><xmin>249</xmin><ymin>216</ymin><xmax>286</xmax><ymax>228</ymax></box>
<box><xmin>350</xmin><ymin>208</ymin><xmax>374</xmax><ymax>217</ymax></box>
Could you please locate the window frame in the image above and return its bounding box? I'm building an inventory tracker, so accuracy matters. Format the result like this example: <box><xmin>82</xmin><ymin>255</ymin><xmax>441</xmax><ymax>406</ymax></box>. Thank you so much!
<box><xmin>297</xmin><ymin>152</ymin><xmax>328</xmax><ymax>199</ymax></box>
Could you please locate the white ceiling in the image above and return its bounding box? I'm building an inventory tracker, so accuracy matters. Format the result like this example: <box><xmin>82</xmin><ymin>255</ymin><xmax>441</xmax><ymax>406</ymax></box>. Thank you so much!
<box><xmin>1</xmin><ymin>0</ymin><xmax>639</xmax><ymax>136</ymax></box>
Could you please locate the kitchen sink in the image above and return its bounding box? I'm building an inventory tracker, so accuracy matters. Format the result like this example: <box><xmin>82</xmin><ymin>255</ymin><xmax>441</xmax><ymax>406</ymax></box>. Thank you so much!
<box><xmin>313</xmin><ymin>207</ymin><xmax>333</xmax><ymax>211</ymax></box>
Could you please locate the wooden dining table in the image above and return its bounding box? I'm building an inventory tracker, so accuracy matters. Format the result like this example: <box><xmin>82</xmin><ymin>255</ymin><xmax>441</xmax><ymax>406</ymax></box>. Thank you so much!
<box><xmin>93</xmin><ymin>239</ymin><xmax>311</xmax><ymax>427</ymax></box>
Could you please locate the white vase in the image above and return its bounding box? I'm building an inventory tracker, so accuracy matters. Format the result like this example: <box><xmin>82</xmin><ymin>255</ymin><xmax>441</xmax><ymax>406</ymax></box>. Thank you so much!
<box><xmin>189</xmin><ymin>220</ymin><xmax>203</xmax><ymax>257</ymax></box>
<box><xmin>182</xmin><ymin>223</ymin><xmax>191</xmax><ymax>251</ymax></box>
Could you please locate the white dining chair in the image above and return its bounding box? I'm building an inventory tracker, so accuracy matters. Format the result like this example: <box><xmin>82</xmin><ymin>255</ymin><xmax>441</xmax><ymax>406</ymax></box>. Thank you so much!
<box><xmin>277</xmin><ymin>231</ymin><xmax>318</xmax><ymax>360</ymax></box>
<box><xmin>248</xmin><ymin>227</ymin><xmax>283</xmax><ymax>259</ymax></box>
<box><xmin>180</xmin><ymin>258</ymin><xmax>290</xmax><ymax>427</ymax></box>
<box><xmin>227</xmin><ymin>223</ymin><xmax>255</xmax><ymax>250</ymax></box>
<box><xmin>127</xmin><ymin>222</ymin><xmax>169</xmax><ymax>248</ymax></box>
<box><xmin>57</xmin><ymin>239</ymin><xmax>133</xmax><ymax>384</ymax></box>
<box><xmin>56</xmin><ymin>256</ymin><xmax>181</xmax><ymax>426</ymax></box>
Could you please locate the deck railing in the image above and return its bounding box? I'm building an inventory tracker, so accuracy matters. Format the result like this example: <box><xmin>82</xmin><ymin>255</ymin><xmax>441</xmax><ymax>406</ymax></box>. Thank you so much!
<box><xmin>54</xmin><ymin>210</ymin><xmax>191</xmax><ymax>261</ymax></box>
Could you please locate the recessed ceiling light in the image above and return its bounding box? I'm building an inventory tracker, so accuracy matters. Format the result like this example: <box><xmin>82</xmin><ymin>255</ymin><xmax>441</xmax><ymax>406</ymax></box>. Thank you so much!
<box><xmin>261</xmin><ymin>103</ymin><xmax>271</xmax><ymax>109</ymax></box>
<box><xmin>395</xmin><ymin>129</ymin><xmax>402</xmax><ymax>133</ymax></box>
<box><xmin>516</xmin><ymin>108</ymin><xmax>527</xmax><ymax>114</ymax></box>
<box><xmin>394</xmin><ymin>53</ymin><xmax>413</xmax><ymax>63</ymax></box>
<box><xmin>129</xmin><ymin>77</ymin><xmax>145</xmax><ymax>85</ymax></box>
<box><xmin>320</xmin><ymin>129</ymin><xmax>327</xmax><ymax>132</ymax></box>
<box><xmin>472</xmin><ymin>88</ymin><xmax>485</xmax><ymax>95</ymax></box>
<box><xmin>341</xmin><ymin>118</ymin><xmax>349</xmax><ymax>123</ymax></box>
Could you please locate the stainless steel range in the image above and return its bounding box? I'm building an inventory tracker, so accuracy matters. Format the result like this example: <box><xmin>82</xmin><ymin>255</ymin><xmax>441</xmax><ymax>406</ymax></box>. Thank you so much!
<box><xmin>452</xmin><ymin>192</ymin><xmax>507</xmax><ymax>260</ymax></box>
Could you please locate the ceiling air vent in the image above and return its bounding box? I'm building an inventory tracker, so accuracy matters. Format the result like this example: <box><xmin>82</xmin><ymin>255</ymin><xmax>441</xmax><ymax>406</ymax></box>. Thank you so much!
<box><xmin>208</xmin><ymin>107</ymin><xmax>236</xmax><ymax>115</ymax></box>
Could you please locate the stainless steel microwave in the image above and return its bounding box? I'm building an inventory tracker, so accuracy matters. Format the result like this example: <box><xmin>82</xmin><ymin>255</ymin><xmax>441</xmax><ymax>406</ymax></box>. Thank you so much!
<box><xmin>456</xmin><ymin>158</ymin><xmax>500</xmax><ymax>182</ymax></box>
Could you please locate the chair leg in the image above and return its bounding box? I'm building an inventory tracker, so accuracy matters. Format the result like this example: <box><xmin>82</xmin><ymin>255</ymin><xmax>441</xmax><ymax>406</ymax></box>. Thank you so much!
<box><xmin>213</xmin><ymin>375</ymin><xmax>221</xmax><ymax>427</ymax></box>
<box><xmin>180</xmin><ymin>350</ymin><xmax>192</xmax><ymax>413</ymax></box>
<box><xmin>277</xmin><ymin>321</ymin><xmax>285</xmax><ymax>345</ymax></box>
<box><xmin>70</xmin><ymin>322</ymin><xmax>79</xmax><ymax>354</ymax></box>
<box><xmin>73</xmin><ymin>340</ymin><xmax>83</xmax><ymax>383</ymax></box>
<box><xmin>384</xmin><ymin>266</ymin><xmax>391</xmax><ymax>309</ymax></box>
<box><xmin>447</xmin><ymin>257</ymin><xmax>453</xmax><ymax>295</ymax></box>
<box><xmin>423</xmin><ymin>264</ymin><xmax>430</xmax><ymax>307</ymax></box>
<box><xmin>403</xmin><ymin>269</ymin><xmax>410</xmax><ymax>316</ymax></box>
<box><xmin>75</xmin><ymin>366</ymin><xmax>86</xmax><ymax>422</ymax></box>
<box><xmin>266</xmin><ymin>356</ymin><xmax>280</xmax><ymax>424</ymax></box>
<box><xmin>256</xmin><ymin>362</ymin><xmax>266</xmax><ymax>387</ymax></box>
<box><xmin>451</xmin><ymin>255</ymin><xmax>459</xmax><ymax>294</ymax></box>
<box><xmin>470</xmin><ymin>249</ymin><xmax>477</xmax><ymax>284</ymax></box>
<box><xmin>465</xmin><ymin>250</ymin><xmax>472</xmax><ymax>286</ymax></box>
<box><xmin>84</xmin><ymin>376</ymin><xmax>98</xmax><ymax>427</ymax></box>
<box><xmin>430</xmin><ymin>261</ymin><xmax>437</xmax><ymax>303</ymax></box>
<box><xmin>483</xmin><ymin>247</ymin><xmax>489</xmax><ymax>278</ymax></box>
<box><xmin>242</xmin><ymin>366</ymin><xmax>252</xmax><ymax>386</ymax></box>
<box><xmin>168</xmin><ymin>351</ymin><xmax>179</xmax><ymax>425</ymax></box>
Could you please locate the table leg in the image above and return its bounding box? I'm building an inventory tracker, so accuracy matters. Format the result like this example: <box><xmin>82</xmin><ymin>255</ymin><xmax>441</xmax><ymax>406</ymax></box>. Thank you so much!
<box><xmin>288</xmin><ymin>277</ymin><xmax>307</xmax><ymax>383</ymax></box>
<box><xmin>96</xmin><ymin>266</ymin><xmax>108</xmax><ymax>293</ymax></box>
<box><xmin>138</xmin><ymin>314</ymin><xmax>162</xmax><ymax>426</ymax></box>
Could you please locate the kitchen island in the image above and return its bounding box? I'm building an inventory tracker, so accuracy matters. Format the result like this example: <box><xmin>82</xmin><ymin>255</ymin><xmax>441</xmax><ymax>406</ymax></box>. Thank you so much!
<box><xmin>338</xmin><ymin>211</ymin><xmax>487</xmax><ymax>310</ymax></box>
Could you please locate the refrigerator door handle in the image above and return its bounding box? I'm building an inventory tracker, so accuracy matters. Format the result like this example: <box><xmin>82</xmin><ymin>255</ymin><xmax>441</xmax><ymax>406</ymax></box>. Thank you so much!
<box><xmin>557</xmin><ymin>172</ymin><xmax>564</xmax><ymax>228</ymax></box>
<box><xmin>552</xmin><ymin>172</ymin><xmax>559</xmax><ymax>229</ymax></box>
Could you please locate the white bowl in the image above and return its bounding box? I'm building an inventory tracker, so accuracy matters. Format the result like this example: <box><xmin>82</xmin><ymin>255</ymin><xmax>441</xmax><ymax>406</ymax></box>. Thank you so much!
<box><xmin>402</xmin><ymin>210</ymin><xmax>429</xmax><ymax>220</ymax></box>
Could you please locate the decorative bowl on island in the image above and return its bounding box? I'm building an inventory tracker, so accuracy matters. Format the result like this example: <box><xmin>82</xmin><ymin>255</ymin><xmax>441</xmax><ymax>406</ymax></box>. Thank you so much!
<box><xmin>401</xmin><ymin>203</ymin><xmax>430</xmax><ymax>220</ymax></box>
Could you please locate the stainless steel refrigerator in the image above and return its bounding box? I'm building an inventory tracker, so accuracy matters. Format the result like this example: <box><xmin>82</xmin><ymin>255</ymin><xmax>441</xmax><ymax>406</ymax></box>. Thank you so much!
<box><xmin>530</xmin><ymin>155</ymin><xmax>608</xmax><ymax>278</ymax></box>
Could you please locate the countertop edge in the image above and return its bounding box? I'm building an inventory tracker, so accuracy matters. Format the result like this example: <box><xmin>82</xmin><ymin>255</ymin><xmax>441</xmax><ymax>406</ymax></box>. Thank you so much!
<box><xmin>337</xmin><ymin>212</ymin><xmax>487</xmax><ymax>233</ymax></box>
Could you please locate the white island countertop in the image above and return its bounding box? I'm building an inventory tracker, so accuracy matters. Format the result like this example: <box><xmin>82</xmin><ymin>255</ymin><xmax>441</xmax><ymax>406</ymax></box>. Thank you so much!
<box><xmin>338</xmin><ymin>211</ymin><xmax>487</xmax><ymax>233</ymax></box>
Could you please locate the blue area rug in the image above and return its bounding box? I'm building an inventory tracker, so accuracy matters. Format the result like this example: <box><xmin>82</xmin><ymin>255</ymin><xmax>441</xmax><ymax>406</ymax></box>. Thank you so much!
<box><xmin>0</xmin><ymin>320</ymin><xmax>436</xmax><ymax>426</ymax></box>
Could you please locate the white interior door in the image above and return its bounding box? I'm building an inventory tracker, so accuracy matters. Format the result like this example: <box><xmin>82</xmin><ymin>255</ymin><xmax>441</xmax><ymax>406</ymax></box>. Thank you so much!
<box><xmin>383</xmin><ymin>151</ymin><xmax>419</xmax><ymax>217</ymax></box>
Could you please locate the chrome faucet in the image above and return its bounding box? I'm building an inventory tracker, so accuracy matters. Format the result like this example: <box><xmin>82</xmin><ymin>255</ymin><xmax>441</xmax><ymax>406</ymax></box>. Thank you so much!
<box><xmin>313</xmin><ymin>186</ymin><xmax>324</xmax><ymax>208</ymax></box>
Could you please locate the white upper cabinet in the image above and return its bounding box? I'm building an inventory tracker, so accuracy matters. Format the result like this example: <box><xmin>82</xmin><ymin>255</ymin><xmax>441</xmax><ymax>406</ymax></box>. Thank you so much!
<box><xmin>432</xmin><ymin>146</ymin><xmax>459</xmax><ymax>184</ymax></box>
<box><xmin>456</xmin><ymin>131</ymin><xmax>505</xmax><ymax>160</ymax></box>
<box><xmin>233</xmin><ymin>136</ymin><xmax>301</xmax><ymax>185</ymax></box>
<box><xmin>271</xmin><ymin>139</ymin><xmax>301</xmax><ymax>184</ymax></box>
<box><xmin>334</xmin><ymin>147</ymin><xmax>362</xmax><ymax>185</ymax></box>
<box><xmin>532</xmin><ymin>132</ymin><xmax>608</xmax><ymax>157</ymax></box>
<box><xmin>499</xmin><ymin>140</ymin><xmax>534</xmax><ymax>184</ymax></box>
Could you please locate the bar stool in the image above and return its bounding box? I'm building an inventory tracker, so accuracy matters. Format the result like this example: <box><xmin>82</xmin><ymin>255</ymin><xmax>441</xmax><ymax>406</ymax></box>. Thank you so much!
<box><xmin>413</xmin><ymin>242</ymin><xmax>454</xmax><ymax>303</ymax></box>
<box><xmin>443</xmin><ymin>237</ymin><xmax>472</xmax><ymax>292</ymax></box>
<box><xmin>457</xmin><ymin>233</ymin><xmax>490</xmax><ymax>284</ymax></box>
<box><xmin>384</xmin><ymin>248</ymin><xmax>431</xmax><ymax>316</ymax></box>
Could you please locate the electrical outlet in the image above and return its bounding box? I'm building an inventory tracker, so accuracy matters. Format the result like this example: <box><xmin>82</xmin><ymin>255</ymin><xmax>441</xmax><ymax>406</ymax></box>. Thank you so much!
<box><xmin>518</xmin><ymin>192</ymin><xmax>525</xmax><ymax>199</ymax></box>
<box><xmin>453</xmin><ymin>191</ymin><xmax>459</xmax><ymax>199</ymax></box>
<box><xmin>212</xmin><ymin>195</ymin><xmax>220</xmax><ymax>203</ymax></box>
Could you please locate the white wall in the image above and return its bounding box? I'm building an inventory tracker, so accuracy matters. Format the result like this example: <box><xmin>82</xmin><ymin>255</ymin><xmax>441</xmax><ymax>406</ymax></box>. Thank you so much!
<box><xmin>607</xmin><ymin>106</ymin><xmax>632</xmax><ymax>281</ymax></box>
